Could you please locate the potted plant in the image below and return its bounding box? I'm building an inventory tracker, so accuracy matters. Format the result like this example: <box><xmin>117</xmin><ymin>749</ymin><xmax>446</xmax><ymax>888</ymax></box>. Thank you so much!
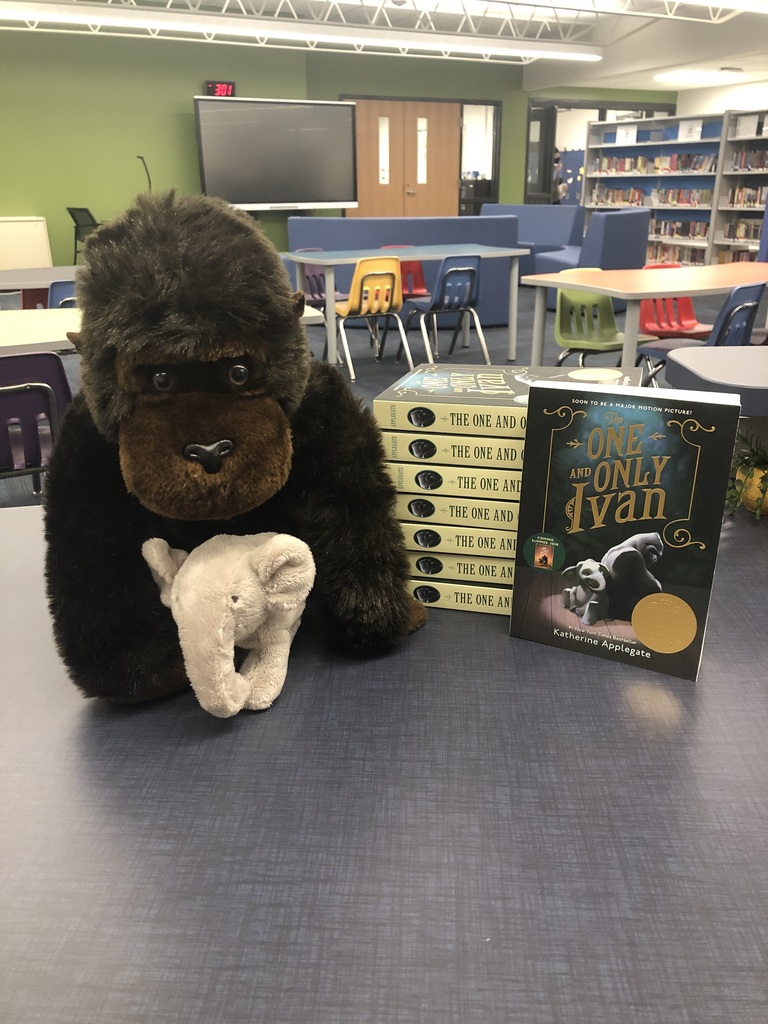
<box><xmin>725</xmin><ymin>429</ymin><xmax>768</xmax><ymax>519</ymax></box>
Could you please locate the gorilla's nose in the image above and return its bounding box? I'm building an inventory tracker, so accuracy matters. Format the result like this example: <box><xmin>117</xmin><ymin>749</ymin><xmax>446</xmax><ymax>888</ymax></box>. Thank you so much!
<box><xmin>183</xmin><ymin>439</ymin><xmax>235</xmax><ymax>474</ymax></box>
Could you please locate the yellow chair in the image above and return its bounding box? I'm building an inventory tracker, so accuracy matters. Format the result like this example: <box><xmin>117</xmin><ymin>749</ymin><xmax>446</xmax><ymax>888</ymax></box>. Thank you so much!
<box><xmin>554</xmin><ymin>267</ymin><xmax>653</xmax><ymax>367</ymax></box>
<box><xmin>334</xmin><ymin>257</ymin><xmax>432</xmax><ymax>381</ymax></box>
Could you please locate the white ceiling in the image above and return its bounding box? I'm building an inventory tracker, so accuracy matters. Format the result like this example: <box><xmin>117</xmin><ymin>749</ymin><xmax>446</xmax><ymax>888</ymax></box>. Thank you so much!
<box><xmin>2</xmin><ymin>0</ymin><xmax>768</xmax><ymax>94</ymax></box>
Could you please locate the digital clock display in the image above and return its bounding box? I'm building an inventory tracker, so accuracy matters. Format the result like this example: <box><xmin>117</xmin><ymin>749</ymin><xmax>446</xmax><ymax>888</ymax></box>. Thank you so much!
<box><xmin>205</xmin><ymin>80</ymin><xmax>236</xmax><ymax>97</ymax></box>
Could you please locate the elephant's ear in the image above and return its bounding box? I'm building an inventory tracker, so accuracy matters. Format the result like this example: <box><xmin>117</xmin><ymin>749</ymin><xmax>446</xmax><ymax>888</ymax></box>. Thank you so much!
<box><xmin>142</xmin><ymin>538</ymin><xmax>189</xmax><ymax>608</ymax></box>
<box><xmin>252</xmin><ymin>536</ymin><xmax>316</xmax><ymax>612</ymax></box>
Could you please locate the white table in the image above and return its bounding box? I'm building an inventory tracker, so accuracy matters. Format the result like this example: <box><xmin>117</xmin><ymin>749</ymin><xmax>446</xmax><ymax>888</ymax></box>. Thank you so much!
<box><xmin>0</xmin><ymin>307</ymin><xmax>80</xmax><ymax>355</ymax></box>
<box><xmin>522</xmin><ymin>262</ymin><xmax>768</xmax><ymax>369</ymax></box>
<box><xmin>0</xmin><ymin>265</ymin><xmax>77</xmax><ymax>291</ymax></box>
<box><xmin>0</xmin><ymin>306</ymin><xmax>323</xmax><ymax>358</ymax></box>
<box><xmin>665</xmin><ymin>345</ymin><xmax>768</xmax><ymax>417</ymax></box>
<box><xmin>286</xmin><ymin>243</ymin><xmax>529</xmax><ymax>366</ymax></box>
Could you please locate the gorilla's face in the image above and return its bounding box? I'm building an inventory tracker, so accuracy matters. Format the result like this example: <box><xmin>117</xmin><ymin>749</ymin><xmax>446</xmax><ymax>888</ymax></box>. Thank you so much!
<box><xmin>74</xmin><ymin>192</ymin><xmax>313</xmax><ymax>521</ymax></box>
<box><xmin>116</xmin><ymin>342</ymin><xmax>292</xmax><ymax>521</ymax></box>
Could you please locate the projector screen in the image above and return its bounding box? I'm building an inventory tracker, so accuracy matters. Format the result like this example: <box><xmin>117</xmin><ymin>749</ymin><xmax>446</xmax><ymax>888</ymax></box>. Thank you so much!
<box><xmin>194</xmin><ymin>96</ymin><xmax>358</xmax><ymax>211</ymax></box>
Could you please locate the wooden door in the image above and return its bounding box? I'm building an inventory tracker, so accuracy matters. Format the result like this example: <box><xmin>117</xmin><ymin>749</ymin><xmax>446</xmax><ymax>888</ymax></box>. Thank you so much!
<box><xmin>349</xmin><ymin>99</ymin><xmax>461</xmax><ymax>218</ymax></box>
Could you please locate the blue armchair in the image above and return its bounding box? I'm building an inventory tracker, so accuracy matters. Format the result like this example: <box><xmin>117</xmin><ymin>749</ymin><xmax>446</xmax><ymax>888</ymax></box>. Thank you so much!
<box><xmin>533</xmin><ymin>208</ymin><xmax>652</xmax><ymax>311</ymax></box>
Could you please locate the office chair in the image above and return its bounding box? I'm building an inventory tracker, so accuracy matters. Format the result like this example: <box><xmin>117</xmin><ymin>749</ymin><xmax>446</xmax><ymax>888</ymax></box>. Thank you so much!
<box><xmin>0</xmin><ymin>352</ymin><xmax>73</xmax><ymax>495</ymax></box>
<box><xmin>553</xmin><ymin>268</ymin><xmax>655</xmax><ymax>367</ymax></box>
<box><xmin>66</xmin><ymin>208</ymin><xmax>100</xmax><ymax>264</ymax></box>
<box><xmin>638</xmin><ymin>263</ymin><xmax>713</xmax><ymax>340</ymax></box>
<box><xmin>333</xmin><ymin>257</ymin><xmax>421</xmax><ymax>382</ymax></box>
<box><xmin>635</xmin><ymin>280</ymin><xmax>767</xmax><ymax>386</ymax></box>
<box><xmin>402</xmin><ymin>255</ymin><xmax>490</xmax><ymax>364</ymax></box>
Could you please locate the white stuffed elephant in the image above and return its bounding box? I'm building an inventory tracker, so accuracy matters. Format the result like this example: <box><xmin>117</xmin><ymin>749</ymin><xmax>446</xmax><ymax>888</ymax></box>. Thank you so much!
<box><xmin>142</xmin><ymin>533</ymin><xmax>315</xmax><ymax>718</ymax></box>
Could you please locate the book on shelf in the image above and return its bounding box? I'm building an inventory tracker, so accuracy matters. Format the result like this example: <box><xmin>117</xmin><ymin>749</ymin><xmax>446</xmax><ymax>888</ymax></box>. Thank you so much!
<box><xmin>400</xmin><ymin>521</ymin><xmax>518</xmax><ymax>557</ymax></box>
<box><xmin>373</xmin><ymin>364</ymin><xmax>641</xmax><ymax>437</ymax></box>
<box><xmin>509</xmin><ymin>380</ymin><xmax>740</xmax><ymax>682</ymax></box>
<box><xmin>408</xmin><ymin>578</ymin><xmax>512</xmax><ymax>617</ymax></box>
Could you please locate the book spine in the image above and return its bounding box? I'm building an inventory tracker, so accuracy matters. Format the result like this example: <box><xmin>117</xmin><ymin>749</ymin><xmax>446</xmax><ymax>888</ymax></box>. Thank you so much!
<box><xmin>386</xmin><ymin>462</ymin><xmax>522</xmax><ymax>500</ymax></box>
<box><xmin>380</xmin><ymin>431</ymin><xmax>525</xmax><ymax>468</ymax></box>
<box><xmin>399</xmin><ymin>521</ymin><xmax>517</xmax><ymax>556</ymax></box>
<box><xmin>373</xmin><ymin>399</ymin><xmax>527</xmax><ymax>438</ymax></box>
<box><xmin>395</xmin><ymin>492</ymin><xmax>519</xmax><ymax>529</ymax></box>
<box><xmin>407</xmin><ymin>550</ymin><xmax>515</xmax><ymax>584</ymax></box>
<box><xmin>409</xmin><ymin>579</ymin><xmax>513</xmax><ymax>616</ymax></box>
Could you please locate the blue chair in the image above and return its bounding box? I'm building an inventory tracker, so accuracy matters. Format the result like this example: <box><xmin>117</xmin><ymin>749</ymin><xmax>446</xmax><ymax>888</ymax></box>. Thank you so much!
<box><xmin>533</xmin><ymin>208</ymin><xmax>652</xmax><ymax>311</ymax></box>
<box><xmin>635</xmin><ymin>281</ymin><xmax>767</xmax><ymax>386</ymax></box>
<box><xmin>401</xmin><ymin>255</ymin><xmax>490</xmax><ymax>364</ymax></box>
<box><xmin>47</xmin><ymin>280</ymin><xmax>76</xmax><ymax>308</ymax></box>
<box><xmin>0</xmin><ymin>352</ymin><xmax>73</xmax><ymax>494</ymax></box>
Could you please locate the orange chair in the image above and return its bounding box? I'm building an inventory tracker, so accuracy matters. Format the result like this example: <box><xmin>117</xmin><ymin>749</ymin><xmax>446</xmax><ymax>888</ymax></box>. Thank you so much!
<box><xmin>334</xmin><ymin>257</ymin><xmax>431</xmax><ymax>381</ymax></box>
<box><xmin>639</xmin><ymin>262</ymin><xmax>713</xmax><ymax>340</ymax></box>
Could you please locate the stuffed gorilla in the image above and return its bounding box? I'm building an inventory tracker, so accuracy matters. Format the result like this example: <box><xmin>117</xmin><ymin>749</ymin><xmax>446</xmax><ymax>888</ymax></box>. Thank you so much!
<box><xmin>44</xmin><ymin>191</ymin><xmax>427</xmax><ymax>703</ymax></box>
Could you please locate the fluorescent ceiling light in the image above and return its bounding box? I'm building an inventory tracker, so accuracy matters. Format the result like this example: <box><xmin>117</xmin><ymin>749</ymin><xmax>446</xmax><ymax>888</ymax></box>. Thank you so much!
<box><xmin>672</xmin><ymin>0</ymin><xmax>768</xmax><ymax>11</ymax></box>
<box><xmin>0</xmin><ymin>1</ymin><xmax>603</xmax><ymax>60</ymax></box>
<box><xmin>654</xmin><ymin>68</ymin><xmax>748</xmax><ymax>87</ymax></box>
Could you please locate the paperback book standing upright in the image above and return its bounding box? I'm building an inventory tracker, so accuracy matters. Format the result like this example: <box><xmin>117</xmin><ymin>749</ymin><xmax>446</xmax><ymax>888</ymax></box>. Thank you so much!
<box><xmin>509</xmin><ymin>381</ymin><xmax>741</xmax><ymax>681</ymax></box>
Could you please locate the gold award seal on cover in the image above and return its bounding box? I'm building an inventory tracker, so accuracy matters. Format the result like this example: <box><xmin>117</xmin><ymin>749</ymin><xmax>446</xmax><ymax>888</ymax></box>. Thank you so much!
<box><xmin>631</xmin><ymin>593</ymin><xmax>698</xmax><ymax>654</ymax></box>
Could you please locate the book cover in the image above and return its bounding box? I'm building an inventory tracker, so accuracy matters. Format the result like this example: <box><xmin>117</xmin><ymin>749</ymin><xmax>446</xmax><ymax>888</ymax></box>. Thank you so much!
<box><xmin>407</xmin><ymin>550</ymin><xmax>514</xmax><ymax>584</ymax></box>
<box><xmin>410</xmin><ymin>579</ymin><xmax>512</xmax><ymax>617</ymax></box>
<box><xmin>395</xmin><ymin>492</ymin><xmax>519</xmax><ymax>530</ymax></box>
<box><xmin>385</xmin><ymin>462</ymin><xmax>521</xmax><ymax>500</ymax></box>
<box><xmin>399</xmin><ymin>521</ymin><xmax>517</xmax><ymax>557</ymax></box>
<box><xmin>381</xmin><ymin>431</ymin><xmax>525</xmax><ymax>469</ymax></box>
<box><xmin>509</xmin><ymin>381</ymin><xmax>741</xmax><ymax>681</ymax></box>
<box><xmin>373</xmin><ymin>364</ymin><xmax>642</xmax><ymax>437</ymax></box>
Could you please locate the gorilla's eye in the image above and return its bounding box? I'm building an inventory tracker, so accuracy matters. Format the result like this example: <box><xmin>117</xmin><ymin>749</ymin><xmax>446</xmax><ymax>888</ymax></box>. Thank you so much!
<box><xmin>152</xmin><ymin>370</ymin><xmax>175</xmax><ymax>392</ymax></box>
<box><xmin>227</xmin><ymin>363</ymin><xmax>249</xmax><ymax>387</ymax></box>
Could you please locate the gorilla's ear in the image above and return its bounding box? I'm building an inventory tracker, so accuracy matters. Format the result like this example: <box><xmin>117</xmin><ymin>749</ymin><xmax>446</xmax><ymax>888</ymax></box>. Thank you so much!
<box><xmin>142</xmin><ymin>538</ymin><xmax>189</xmax><ymax>607</ymax></box>
<box><xmin>292</xmin><ymin>291</ymin><xmax>306</xmax><ymax>317</ymax></box>
<box><xmin>66</xmin><ymin>332</ymin><xmax>82</xmax><ymax>353</ymax></box>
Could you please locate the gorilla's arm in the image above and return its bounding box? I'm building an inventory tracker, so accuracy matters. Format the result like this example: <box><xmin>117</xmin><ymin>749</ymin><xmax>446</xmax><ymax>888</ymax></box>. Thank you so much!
<box><xmin>285</xmin><ymin>363</ymin><xmax>427</xmax><ymax>651</ymax></box>
<box><xmin>44</xmin><ymin>394</ymin><xmax>189</xmax><ymax>702</ymax></box>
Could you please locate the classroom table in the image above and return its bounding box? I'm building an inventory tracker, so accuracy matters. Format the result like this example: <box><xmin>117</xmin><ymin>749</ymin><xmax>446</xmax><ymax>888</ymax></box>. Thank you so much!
<box><xmin>665</xmin><ymin>344</ymin><xmax>768</xmax><ymax>417</ymax></box>
<box><xmin>2</xmin><ymin>502</ymin><xmax>768</xmax><ymax>1023</ymax></box>
<box><xmin>0</xmin><ymin>305</ymin><xmax>324</xmax><ymax>357</ymax></box>
<box><xmin>285</xmin><ymin>243</ymin><xmax>529</xmax><ymax>366</ymax></box>
<box><xmin>522</xmin><ymin>261</ymin><xmax>768</xmax><ymax>369</ymax></box>
<box><xmin>0</xmin><ymin>264</ymin><xmax>77</xmax><ymax>292</ymax></box>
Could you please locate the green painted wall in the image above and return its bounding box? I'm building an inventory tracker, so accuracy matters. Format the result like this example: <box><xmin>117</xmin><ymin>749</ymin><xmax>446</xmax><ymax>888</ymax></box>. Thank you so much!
<box><xmin>0</xmin><ymin>31</ymin><xmax>674</xmax><ymax>262</ymax></box>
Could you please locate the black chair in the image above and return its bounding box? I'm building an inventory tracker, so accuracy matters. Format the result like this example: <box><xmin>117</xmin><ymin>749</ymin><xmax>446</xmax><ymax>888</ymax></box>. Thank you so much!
<box><xmin>0</xmin><ymin>352</ymin><xmax>73</xmax><ymax>495</ymax></box>
<box><xmin>66</xmin><ymin>208</ymin><xmax>100</xmax><ymax>264</ymax></box>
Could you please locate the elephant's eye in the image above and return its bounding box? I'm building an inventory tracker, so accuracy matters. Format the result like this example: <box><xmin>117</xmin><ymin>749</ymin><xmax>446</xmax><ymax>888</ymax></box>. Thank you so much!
<box><xmin>230</xmin><ymin>595</ymin><xmax>239</xmax><ymax>603</ymax></box>
<box><xmin>152</xmin><ymin>370</ymin><xmax>175</xmax><ymax>392</ymax></box>
<box><xmin>227</xmin><ymin>363</ymin><xmax>249</xmax><ymax>387</ymax></box>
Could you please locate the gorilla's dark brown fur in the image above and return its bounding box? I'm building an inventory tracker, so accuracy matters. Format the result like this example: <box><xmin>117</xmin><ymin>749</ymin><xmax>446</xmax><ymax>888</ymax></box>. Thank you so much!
<box><xmin>45</xmin><ymin>191</ymin><xmax>426</xmax><ymax>704</ymax></box>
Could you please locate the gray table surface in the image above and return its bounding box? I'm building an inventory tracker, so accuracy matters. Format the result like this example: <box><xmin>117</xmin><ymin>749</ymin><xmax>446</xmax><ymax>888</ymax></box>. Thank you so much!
<box><xmin>2</xmin><ymin>503</ymin><xmax>767</xmax><ymax>1024</ymax></box>
<box><xmin>665</xmin><ymin>345</ymin><xmax>768</xmax><ymax>417</ymax></box>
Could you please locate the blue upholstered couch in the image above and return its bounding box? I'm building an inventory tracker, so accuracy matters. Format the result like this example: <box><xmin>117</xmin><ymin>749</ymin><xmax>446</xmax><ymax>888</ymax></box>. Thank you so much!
<box><xmin>530</xmin><ymin>207</ymin><xmax>652</xmax><ymax>311</ymax></box>
<box><xmin>479</xmin><ymin>203</ymin><xmax>586</xmax><ymax>277</ymax></box>
<box><xmin>286</xmin><ymin>215</ymin><xmax>519</xmax><ymax>326</ymax></box>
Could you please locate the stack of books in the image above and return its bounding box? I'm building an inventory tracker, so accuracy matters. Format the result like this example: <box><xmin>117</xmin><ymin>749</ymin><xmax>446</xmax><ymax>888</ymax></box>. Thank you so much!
<box><xmin>373</xmin><ymin>364</ymin><xmax>642</xmax><ymax>617</ymax></box>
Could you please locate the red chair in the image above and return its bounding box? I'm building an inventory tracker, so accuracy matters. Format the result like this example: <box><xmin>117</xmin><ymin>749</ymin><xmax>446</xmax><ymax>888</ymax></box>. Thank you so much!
<box><xmin>639</xmin><ymin>262</ymin><xmax>713</xmax><ymax>340</ymax></box>
<box><xmin>381</xmin><ymin>245</ymin><xmax>429</xmax><ymax>299</ymax></box>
